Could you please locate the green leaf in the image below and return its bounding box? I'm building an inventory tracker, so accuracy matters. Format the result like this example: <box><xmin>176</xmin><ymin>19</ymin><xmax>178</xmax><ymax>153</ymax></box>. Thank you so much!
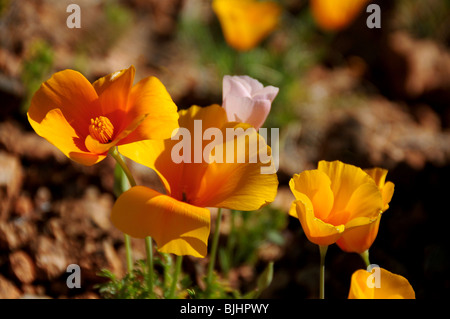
<box><xmin>243</xmin><ymin>262</ymin><xmax>274</xmax><ymax>299</ymax></box>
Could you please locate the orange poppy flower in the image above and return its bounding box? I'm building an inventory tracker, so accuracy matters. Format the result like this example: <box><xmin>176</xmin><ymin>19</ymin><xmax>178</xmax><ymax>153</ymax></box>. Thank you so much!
<box><xmin>348</xmin><ymin>267</ymin><xmax>415</xmax><ymax>299</ymax></box>
<box><xmin>111</xmin><ymin>105</ymin><xmax>278</xmax><ymax>257</ymax></box>
<box><xmin>289</xmin><ymin>160</ymin><xmax>383</xmax><ymax>247</ymax></box>
<box><xmin>336</xmin><ymin>168</ymin><xmax>394</xmax><ymax>253</ymax></box>
<box><xmin>310</xmin><ymin>0</ymin><xmax>369</xmax><ymax>31</ymax></box>
<box><xmin>212</xmin><ymin>0</ymin><xmax>282</xmax><ymax>51</ymax></box>
<box><xmin>27</xmin><ymin>66</ymin><xmax>179</xmax><ymax>166</ymax></box>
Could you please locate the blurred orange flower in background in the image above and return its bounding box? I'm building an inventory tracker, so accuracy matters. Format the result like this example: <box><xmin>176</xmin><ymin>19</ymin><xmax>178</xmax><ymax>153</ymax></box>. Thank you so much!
<box><xmin>289</xmin><ymin>160</ymin><xmax>384</xmax><ymax>247</ymax></box>
<box><xmin>112</xmin><ymin>105</ymin><xmax>278</xmax><ymax>257</ymax></box>
<box><xmin>310</xmin><ymin>0</ymin><xmax>369</xmax><ymax>31</ymax></box>
<box><xmin>336</xmin><ymin>168</ymin><xmax>394</xmax><ymax>253</ymax></box>
<box><xmin>27</xmin><ymin>66</ymin><xmax>179</xmax><ymax>166</ymax></box>
<box><xmin>348</xmin><ymin>267</ymin><xmax>415</xmax><ymax>299</ymax></box>
<box><xmin>212</xmin><ymin>0</ymin><xmax>282</xmax><ymax>51</ymax></box>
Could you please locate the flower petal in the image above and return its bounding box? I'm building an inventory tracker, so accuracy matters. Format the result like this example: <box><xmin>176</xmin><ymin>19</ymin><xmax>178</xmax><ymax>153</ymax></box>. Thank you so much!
<box><xmin>178</xmin><ymin>104</ymin><xmax>229</xmax><ymax>133</ymax></box>
<box><xmin>311</xmin><ymin>0</ymin><xmax>369</xmax><ymax>31</ymax></box>
<box><xmin>364</xmin><ymin>167</ymin><xmax>387</xmax><ymax>188</ymax></box>
<box><xmin>212</xmin><ymin>0</ymin><xmax>281</xmax><ymax>51</ymax></box>
<box><xmin>117</xmin><ymin>76</ymin><xmax>179</xmax><ymax>144</ymax></box>
<box><xmin>223</xmin><ymin>95</ymin><xmax>254</xmax><ymax>123</ymax></box>
<box><xmin>222</xmin><ymin>75</ymin><xmax>278</xmax><ymax>129</ymax></box>
<box><xmin>119</xmin><ymin>105</ymin><xmax>229</xmax><ymax>202</ymax></box>
<box><xmin>375</xmin><ymin>268</ymin><xmax>415</xmax><ymax>299</ymax></box>
<box><xmin>223</xmin><ymin>75</ymin><xmax>253</xmax><ymax>99</ymax></box>
<box><xmin>118</xmin><ymin>139</ymin><xmax>177</xmax><ymax>195</ymax></box>
<box><xmin>365</xmin><ymin>168</ymin><xmax>395</xmax><ymax>211</ymax></box>
<box><xmin>336</xmin><ymin>213</ymin><xmax>381</xmax><ymax>253</ymax></box>
<box><xmin>293</xmin><ymin>194</ymin><xmax>345</xmax><ymax>246</ymax></box>
<box><xmin>318</xmin><ymin>160</ymin><xmax>377</xmax><ymax>214</ymax></box>
<box><xmin>84</xmin><ymin>135</ymin><xmax>117</xmax><ymax>154</ymax></box>
<box><xmin>348</xmin><ymin>269</ymin><xmax>375</xmax><ymax>299</ymax></box>
<box><xmin>289</xmin><ymin>170</ymin><xmax>334</xmax><ymax>221</ymax></box>
<box><xmin>92</xmin><ymin>66</ymin><xmax>135</xmax><ymax>130</ymax></box>
<box><xmin>225</xmin><ymin>95</ymin><xmax>273</xmax><ymax>129</ymax></box>
<box><xmin>348</xmin><ymin>268</ymin><xmax>415</xmax><ymax>299</ymax></box>
<box><xmin>381</xmin><ymin>181</ymin><xmax>394</xmax><ymax>211</ymax></box>
<box><xmin>28</xmin><ymin>69</ymin><xmax>99</xmax><ymax>138</ymax></box>
<box><xmin>254</xmin><ymin>85</ymin><xmax>279</xmax><ymax>102</ymax></box>
<box><xmin>326</xmin><ymin>181</ymin><xmax>383</xmax><ymax>227</ymax></box>
<box><xmin>195</xmin><ymin>123</ymin><xmax>278</xmax><ymax>210</ymax></box>
<box><xmin>28</xmin><ymin>109</ymin><xmax>104</xmax><ymax>165</ymax></box>
<box><xmin>111</xmin><ymin>186</ymin><xmax>210</xmax><ymax>258</ymax></box>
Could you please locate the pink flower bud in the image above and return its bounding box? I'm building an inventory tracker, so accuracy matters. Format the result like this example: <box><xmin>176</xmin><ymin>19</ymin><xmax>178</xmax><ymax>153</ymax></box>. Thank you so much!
<box><xmin>222</xmin><ymin>75</ymin><xmax>279</xmax><ymax>129</ymax></box>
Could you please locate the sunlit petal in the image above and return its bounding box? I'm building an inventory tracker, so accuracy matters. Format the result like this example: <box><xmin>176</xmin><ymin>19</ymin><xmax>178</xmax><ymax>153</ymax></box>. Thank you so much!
<box><xmin>28</xmin><ymin>108</ymin><xmax>103</xmax><ymax>165</ymax></box>
<box><xmin>365</xmin><ymin>168</ymin><xmax>395</xmax><ymax>211</ymax></box>
<box><xmin>196</xmin><ymin>123</ymin><xmax>278</xmax><ymax>210</ymax></box>
<box><xmin>28</xmin><ymin>69</ymin><xmax>99</xmax><ymax>138</ymax></box>
<box><xmin>318</xmin><ymin>160</ymin><xmax>376</xmax><ymax>213</ymax></box>
<box><xmin>289</xmin><ymin>170</ymin><xmax>334</xmax><ymax>221</ymax></box>
<box><xmin>111</xmin><ymin>186</ymin><xmax>211</xmax><ymax>258</ymax></box>
<box><xmin>348</xmin><ymin>268</ymin><xmax>415</xmax><ymax>299</ymax></box>
<box><xmin>293</xmin><ymin>194</ymin><xmax>345</xmax><ymax>247</ymax></box>
<box><xmin>92</xmin><ymin>66</ymin><xmax>135</xmax><ymax>128</ymax></box>
<box><xmin>118</xmin><ymin>76</ymin><xmax>179</xmax><ymax>144</ymax></box>
<box><xmin>337</xmin><ymin>214</ymin><xmax>381</xmax><ymax>253</ymax></box>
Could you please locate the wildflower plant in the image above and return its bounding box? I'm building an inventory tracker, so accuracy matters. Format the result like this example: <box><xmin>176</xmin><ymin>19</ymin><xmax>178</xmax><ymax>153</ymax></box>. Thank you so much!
<box><xmin>28</xmin><ymin>65</ymin><xmax>281</xmax><ymax>299</ymax></box>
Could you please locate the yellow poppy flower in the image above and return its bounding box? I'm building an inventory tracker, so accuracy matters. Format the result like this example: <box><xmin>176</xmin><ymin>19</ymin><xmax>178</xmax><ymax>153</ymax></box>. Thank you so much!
<box><xmin>112</xmin><ymin>105</ymin><xmax>278</xmax><ymax>257</ymax></box>
<box><xmin>310</xmin><ymin>0</ymin><xmax>369</xmax><ymax>31</ymax></box>
<box><xmin>289</xmin><ymin>160</ymin><xmax>383</xmax><ymax>247</ymax></box>
<box><xmin>27</xmin><ymin>66</ymin><xmax>179</xmax><ymax>166</ymax></box>
<box><xmin>336</xmin><ymin>168</ymin><xmax>395</xmax><ymax>253</ymax></box>
<box><xmin>212</xmin><ymin>0</ymin><xmax>282</xmax><ymax>51</ymax></box>
<box><xmin>348</xmin><ymin>267</ymin><xmax>415</xmax><ymax>299</ymax></box>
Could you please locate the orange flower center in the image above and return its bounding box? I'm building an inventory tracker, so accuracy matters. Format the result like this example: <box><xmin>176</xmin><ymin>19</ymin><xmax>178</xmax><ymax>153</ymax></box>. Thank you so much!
<box><xmin>89</xmin><ymin>116</ymin><xmax>114</xmax><ymax>144</ymax></box>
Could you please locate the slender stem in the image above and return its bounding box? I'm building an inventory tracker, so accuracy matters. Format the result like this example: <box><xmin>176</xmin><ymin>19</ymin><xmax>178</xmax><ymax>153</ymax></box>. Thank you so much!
<box><xmin>319</xmin><ymin>245</ymin><xmax>328</xmax><ymax>299</ymax></box>
<box><xmin>124</xmin><ymin>234</ymin><xmax>133</xmax><ymax>274</ymax></box>
<box><xmin>207</xmin><ymin>208</ymin><xmax>223</xmax><ymax>290</ymax></box>
<box><xmin>168</xmin><ymin>255</ymin><xmax>183</xmax><ymax>299</ymax></box>
<box><xmin>360</xmin><ymin>249</ymin><xmax>371</xmax><ymax>268</ymax></box>
<box><xmin>110</xmin><ymin>148</ymin><xmax>135</xmax><ymax>275</ymax></box>
<box><xmin>109</xmin><ymin>147</ymin><xmax>137</xmax><ymax>187</ymax></box>
<box><xmin>162</xmin><ymin>253</ymin><xmax>172</xmax><ymax>291</ymax></box>
<box><xmin>145</xmin><ymin>236</ymin><xmax>154</xmax><ymax>296</ymax></box>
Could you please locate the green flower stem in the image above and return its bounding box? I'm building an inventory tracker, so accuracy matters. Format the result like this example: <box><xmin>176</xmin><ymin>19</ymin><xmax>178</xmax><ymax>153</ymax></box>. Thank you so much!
<box><xmin>360</xmin><ymin>250</ymin><xmax>371</xmax><ymax>268</ymax></box>
<box><xmin>168</xmin><ymin>255</ymin><xmax>183</xmax><ymax>299</ymax></box>
<box><xmin>109</xmin><ymin>147</ymin><xmax>154</xmax><ymax>294</ymax></box>
<box><xmin>109</xmin><ymin>148</ymin><xmax>135</xmax><ymax>274</ymax></box>
<box><xmin>206</xmin><ymin>208</ymin><xmax>223</xmax><ymax>292</ymax></box>
<box><xmin>109</xmin><ymin>147</ymin><xmax>137</xmax><ymax>187</ymax></box>
<box><xmin>123</xmin><ymin>233</ymin><xmax>133</xmax><ymax>274</ymax></box>
<box><xmin>143</xmin><ymin>242</ymin><xmax>154</xmax><ymax>294</ymax></box>
<box><xmin>319</xmin><ymin>245</ymin><xmax>328</xmax><ymax>299</ymax></box>
<box><xmin>161</xmin><ymin>253</ymin><xmax>172</xmax><ymax>291</ymax></box>
<box><xmin>145</xmin><ymin>236</ymin><xmax>154</xmax><ymax>296</ymax></box>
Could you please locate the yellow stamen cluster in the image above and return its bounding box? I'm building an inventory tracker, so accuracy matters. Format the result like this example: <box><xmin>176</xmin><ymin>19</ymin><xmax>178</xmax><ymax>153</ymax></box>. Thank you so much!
<box><xmin>89</xmin><ymin>116</ymin><xmax>114</xmax><ymax>144</ymax></box>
